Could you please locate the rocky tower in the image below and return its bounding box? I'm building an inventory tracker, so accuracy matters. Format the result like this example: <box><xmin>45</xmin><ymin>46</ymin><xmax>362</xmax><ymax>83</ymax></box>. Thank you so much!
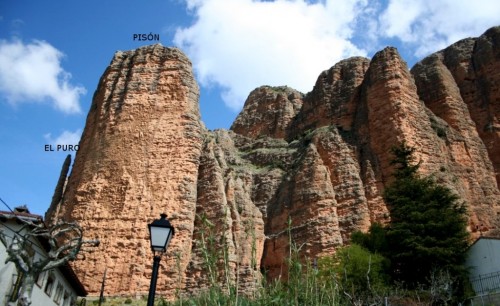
<box><xmin>46</xmin><ymin>45</ymin><xmax>205</xmax><ymax>298</ymax></box>
<box><xmin>47</xmin><ymin>27</ymin><xmax>500</xmax><ymax>298</ymax></box>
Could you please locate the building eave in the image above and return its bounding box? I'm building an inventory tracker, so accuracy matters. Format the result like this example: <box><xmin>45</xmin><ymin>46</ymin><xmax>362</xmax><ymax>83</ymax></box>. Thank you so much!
<box><xmin>0</xmin><ymin>210</ymin><xmax>87</xmax><ymax>296</ymax></box>
<box><xmin>468</xmin><ymin>236</ymin><xmax>500</xmax><ymax>250</ymax></box>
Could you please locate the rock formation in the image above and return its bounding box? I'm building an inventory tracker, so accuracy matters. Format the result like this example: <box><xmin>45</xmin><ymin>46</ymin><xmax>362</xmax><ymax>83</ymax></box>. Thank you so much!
<box><xmin>46</xmin><ymin>45</ymin><xmax>205</xmax><ymax>298</ymax></box>
<box><xmin>46</xmin><ymin>27</ymin><xmax>500</xmax><ymax>298</ymax></box>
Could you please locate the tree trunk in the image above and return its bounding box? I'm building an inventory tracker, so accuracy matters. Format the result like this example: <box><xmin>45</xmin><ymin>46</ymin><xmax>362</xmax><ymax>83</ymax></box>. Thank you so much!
<box><xmin>18</xmin><ymin>273</ymin><xmax>35</xmax><ymax>306</ymax></box>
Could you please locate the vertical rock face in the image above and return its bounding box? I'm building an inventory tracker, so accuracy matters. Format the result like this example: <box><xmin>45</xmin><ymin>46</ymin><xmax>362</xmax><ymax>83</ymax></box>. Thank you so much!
<box><xmin>423</xmin><ymin>27</ymin><xmax>500</xmax><ymax>189</ymax></box>
<box><xmin>361</xmin><ymin>47</ymin><xmax>439</xmax><ymax>182</ymax></box>
<box><xmin>47</xmin><ymin>27</ymin><xmax>500</xmax><ymax>298</ymax></box>
<box><xmin>292</xmin><ymin>57</ymin><xmax>370</xmax><ymax>135</ymax></box>
<box><xmin>183</xmin><ymin>130</ymin><xmax>266</xmax><ymax>295</ymax></box>
<box><xmin>412</xmin><ymin>36</ymin><xmax>500</xmax><ymax>233</ymax></box>
<box><xmin>46</xmin><ymin>45</ymin><xmax>204</xmax><ymax>298</ymax></box>
<box><xmin>471</xmin><ymin>28</ymin><xmax>500</xmax><ymax>188</ymax></box>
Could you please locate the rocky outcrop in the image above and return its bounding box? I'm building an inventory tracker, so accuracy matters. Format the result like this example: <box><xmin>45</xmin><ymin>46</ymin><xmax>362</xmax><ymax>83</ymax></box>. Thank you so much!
<box><xmin>183</xmin><ymin>130</ymin><xmax>266</xmax><ymax>295</ymax></box>
<box><xmin>46</xmin><ymin>27</ymin><xmax>500</xmax><ymax>299</ymax></box>
<box><xmin>231</xmin><ymin>86</ymin><xmax>303</xmax><ymax>139</ymax></box>
<box><xmin>411</xmin><ymin>33</ymin><xmax>500</xmax><ymax>233</ymax></box>
<box><xmin>46</xmin><ymin>45</ymin><xmax>205</xmax><ymax>298</ymax></box>
<box><xmin>291</xmin><ymin>56</ymin><xmax>370</xmax><ymax>135</ymax></box>
<box><xmin>414</xmin><ymin>27</ymin><xmax>500</xmax><ymax>191</ymax></box>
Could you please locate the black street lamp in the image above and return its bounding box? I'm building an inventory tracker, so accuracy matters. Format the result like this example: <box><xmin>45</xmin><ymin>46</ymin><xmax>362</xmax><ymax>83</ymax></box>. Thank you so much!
<box><xmin>147</xmin><ymin>213</ymin><xmax>175</xmax><ymax>306</ymax></box>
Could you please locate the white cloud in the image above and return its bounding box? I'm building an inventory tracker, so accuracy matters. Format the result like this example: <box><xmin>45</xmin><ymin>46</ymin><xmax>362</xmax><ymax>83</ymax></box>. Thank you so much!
<box><xmin>0</xmin><ymin>39</ymin><xmax>86</xmax><ymax>114</ymax></box>
<box><xmin>379</xmin><ymin>0</ymin><xmax>500</xmax><ymax>57</ymax></box>
<box><xmin>174</xmin><ymin>0</ymin><xmax>500</xmax><ymax>112</ymax></box>
<box><xmin>44</xmin><ymin>129</ymin><xmax>82</xmax><ymax>146</ymax></box>
<box><xmin>174</xmin><ymin>0</ymin><xmax>370</xmax><ymax>111</ymax></box>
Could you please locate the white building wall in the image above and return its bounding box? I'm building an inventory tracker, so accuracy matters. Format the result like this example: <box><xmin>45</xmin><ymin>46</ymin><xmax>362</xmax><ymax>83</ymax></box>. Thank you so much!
<box><xmin>466</xmin><ymin>238</ymin><xmax>500</xmax><ymax>278</ymax></box>
<box><xmin>0</xmin><ymin>219</ymin><xmax>79</xmax><ymax>306</ymax></box>
<box><xmin>31</xmin><ymin>268</ymin><xmax>77</xmax><ymax>306</ymax></box>
<box><xmin>0</xmin><ymin>240</ymin><xmax>18</xmax><ymax>305</ymax></box>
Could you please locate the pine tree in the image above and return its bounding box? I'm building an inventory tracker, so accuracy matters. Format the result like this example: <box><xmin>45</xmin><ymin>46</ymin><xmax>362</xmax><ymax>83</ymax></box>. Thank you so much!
<box><xmin>383</xmin><ymin>143</ymin><xmax>469</xmax><ymax>290</ymax></box>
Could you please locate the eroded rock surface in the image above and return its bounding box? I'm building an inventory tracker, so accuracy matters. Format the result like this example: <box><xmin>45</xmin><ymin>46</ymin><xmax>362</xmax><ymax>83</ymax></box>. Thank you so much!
<box><xmin>47</xmin><ymin>27</ymin><xmax>500</xmax><ymax>298</ymax></box>
<box><xmin>46</xmin><ymin>45</ymin><xmax>204</xmax><ymax>298</ymax></box>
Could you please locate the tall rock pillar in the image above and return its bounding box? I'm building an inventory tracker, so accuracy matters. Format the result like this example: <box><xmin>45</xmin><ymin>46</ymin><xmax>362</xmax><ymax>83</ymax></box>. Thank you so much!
<box><xmin>46</xmin><ymin>45</ymin><xmax>204</xmax><ymax>298</ymax></box>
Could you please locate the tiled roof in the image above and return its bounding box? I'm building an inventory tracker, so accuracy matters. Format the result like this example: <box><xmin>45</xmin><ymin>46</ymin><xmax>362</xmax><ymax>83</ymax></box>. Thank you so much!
<box><xmin>0</xmin><ymin>210</ymin><xmax>43</xmax><ymax>222</ymax></box>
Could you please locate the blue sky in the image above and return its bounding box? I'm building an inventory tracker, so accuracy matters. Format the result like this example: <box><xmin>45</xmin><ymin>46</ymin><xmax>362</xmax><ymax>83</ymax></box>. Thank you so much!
<box><xmin>1</xmin><ymin>0</ymin><xmax>499</xmax><ymax>216</ymax></box>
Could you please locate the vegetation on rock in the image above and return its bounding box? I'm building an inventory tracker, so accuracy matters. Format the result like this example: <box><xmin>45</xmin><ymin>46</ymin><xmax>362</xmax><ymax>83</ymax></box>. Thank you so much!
<box><xmin>353</xmin><ymin>142</ymin><xmax>471</xmax><ymax>303</ymax></box>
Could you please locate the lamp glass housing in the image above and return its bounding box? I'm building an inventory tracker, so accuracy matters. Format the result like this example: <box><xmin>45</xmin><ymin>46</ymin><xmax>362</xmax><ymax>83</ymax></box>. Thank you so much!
<box><xmin>148</xmin><ymin>214</ymin><xmax>174</xmax><ymax>253</ymax></box>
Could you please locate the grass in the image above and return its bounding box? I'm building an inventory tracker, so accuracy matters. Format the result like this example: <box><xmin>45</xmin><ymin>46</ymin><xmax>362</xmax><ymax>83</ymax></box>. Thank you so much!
<box><xmin>159</xmin><ymin>216</ymin><xmax>343</xmax><ymax>306</ymax></box>
<box><xmin>84</xmin><ymin>296</ymin><xmax>147</xmax><ymax>306</ymax></box>
<box><xmin>86</xmin><ymin>215</ymin><xmax>472</xmax><ymax>306</ymax></box>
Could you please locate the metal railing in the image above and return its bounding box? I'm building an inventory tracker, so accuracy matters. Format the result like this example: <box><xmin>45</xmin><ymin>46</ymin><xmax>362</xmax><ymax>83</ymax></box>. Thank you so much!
<box><xmin>469</xmin><ymin>291</ymin><xmax>500</xmax><ymax>306</ymax></box>
<box><xmin>470</xmin><ymin>271</ymin><xmax>500</xmax><ymax>295</ymax></box>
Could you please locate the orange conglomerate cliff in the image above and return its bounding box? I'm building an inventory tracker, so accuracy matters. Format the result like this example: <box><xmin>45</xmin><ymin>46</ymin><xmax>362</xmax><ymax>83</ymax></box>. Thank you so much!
<box><xmin>46</xmin><ymin>26</ymin><xmax>500</xmax><ymax>298</ymax></box>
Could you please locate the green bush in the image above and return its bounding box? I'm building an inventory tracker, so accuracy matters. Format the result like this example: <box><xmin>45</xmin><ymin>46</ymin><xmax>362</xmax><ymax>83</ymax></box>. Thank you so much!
<box><xmin>351</xmin><ymin>222</ymin><xmax>388</xmax><ymax>254</ymax></box>
<box><xmin>318</xmin><ymin>244</ymin><xmax>389</xmax><ymax>300</ymax></box>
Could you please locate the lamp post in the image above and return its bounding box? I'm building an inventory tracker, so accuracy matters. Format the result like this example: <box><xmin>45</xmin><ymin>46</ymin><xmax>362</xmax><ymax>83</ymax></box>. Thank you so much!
<box><xmin>147</xmin><ymin>213</ymin><xmax>175</xmax><ymax>306</ymax></box>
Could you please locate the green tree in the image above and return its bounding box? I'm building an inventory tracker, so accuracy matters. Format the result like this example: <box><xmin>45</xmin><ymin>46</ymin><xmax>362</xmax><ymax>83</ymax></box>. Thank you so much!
<box><xmin>351</xmin><ymin>222</ymin><xmax>388</xmax><ymax>255</ymax></box>
<box><xmin>383</xmin><ymin>143</ymin><xmax>469</xmax><ymax>291</ymax></box>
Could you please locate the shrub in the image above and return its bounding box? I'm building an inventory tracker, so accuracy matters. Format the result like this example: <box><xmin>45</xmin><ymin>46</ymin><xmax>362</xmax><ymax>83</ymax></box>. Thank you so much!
<box><xmin>319</xmin><ymin>244</ymin><xmax>389</xmax><ymax>302</ymax></box>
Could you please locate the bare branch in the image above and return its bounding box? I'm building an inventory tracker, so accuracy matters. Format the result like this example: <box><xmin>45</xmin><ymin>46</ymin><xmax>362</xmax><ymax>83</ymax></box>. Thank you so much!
<box><xmin>0</xmin><ymin>218</ymin><xmax>99</xmax><ymax>306</ymax></box>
